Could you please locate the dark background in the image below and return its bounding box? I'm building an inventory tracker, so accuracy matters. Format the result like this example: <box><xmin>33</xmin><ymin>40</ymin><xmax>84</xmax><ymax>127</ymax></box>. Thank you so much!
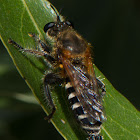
<box><xmin>0</xmin><ymin>0</ymin><xmax>140</xmax><ymax>139</ymax></box>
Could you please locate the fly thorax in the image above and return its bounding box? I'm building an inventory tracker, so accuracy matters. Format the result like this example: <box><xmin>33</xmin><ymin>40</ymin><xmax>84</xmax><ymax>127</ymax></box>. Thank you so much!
<box><xmin>58</xmin><ymin>30</ymin><xmax>87</xmax><ymax>54</ymax></box>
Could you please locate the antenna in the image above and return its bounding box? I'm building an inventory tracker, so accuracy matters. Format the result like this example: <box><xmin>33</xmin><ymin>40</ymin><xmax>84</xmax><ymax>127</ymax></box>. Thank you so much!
<box><xmin>50</xmin><ymin>4</ymin><xmax>61</xmax><ymax>22</ymax></box>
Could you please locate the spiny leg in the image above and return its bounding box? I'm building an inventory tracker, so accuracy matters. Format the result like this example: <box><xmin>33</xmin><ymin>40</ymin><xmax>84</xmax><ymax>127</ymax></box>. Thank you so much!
<box><xmin>8</xmin><ymin>39</ymin><xmax>55</xmax><ymax>64</ymax></box>
<box><xmin>44</xmin><ymin>73</ymin><xmax>64</xmax><ymax>121</ymax></box>
<box><xmin>88</xmin><ymin>135</ymin><xmax>103</xmax><ymax>140</ymax></box>
<box><xmin>28</xmin><ymin>32</ymin><xmax>51</xmax><ymax>54</ymax></box>
<box><xmin>8</xmin><ymin>39</ymin><xmax>63</xmax><ymax>120</ymax></box>
<box><xmin>96</xmin><ymin>78</ymin><xmax>106</xmax><ymax>96</ymax></box>
<box><xmin>8</xmin><ymin>39</ymin><xmax>24</xmax><ymax>50</ymax></box>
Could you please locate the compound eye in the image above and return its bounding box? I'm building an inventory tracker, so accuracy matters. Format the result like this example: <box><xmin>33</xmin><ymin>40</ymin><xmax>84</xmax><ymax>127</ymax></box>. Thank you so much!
<box><xmin>65</xmin><ymin>21</ymin><xmax>74</xmax><ymax>28</ymax></box>
<box><xmin>44</xmin><ymin>22</ymin><xmax>55</xmax><ymax>33</ymax></box>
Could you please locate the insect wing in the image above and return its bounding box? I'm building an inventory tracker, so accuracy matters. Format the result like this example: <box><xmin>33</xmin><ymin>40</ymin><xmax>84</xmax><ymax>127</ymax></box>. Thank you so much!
<box><xmin>61</xmin><ymin>58</ymin><xmax>104</xmax><ymax>122</ymax></box>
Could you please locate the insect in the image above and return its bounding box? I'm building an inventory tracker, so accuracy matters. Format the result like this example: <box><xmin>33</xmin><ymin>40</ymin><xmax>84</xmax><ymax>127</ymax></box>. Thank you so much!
<box><xmin>8</xmin><ymin>4</ymin><xmax>106</xmax><ymax>140</ymax></box>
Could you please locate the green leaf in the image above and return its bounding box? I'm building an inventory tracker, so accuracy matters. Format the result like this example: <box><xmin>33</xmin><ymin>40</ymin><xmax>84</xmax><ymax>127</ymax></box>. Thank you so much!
<box><xmin>0</xmin><ymin>0</ymin><xmax>140</xmax><ymax>140</ymax></box>
<box><xmin>95</xmin><ymin>67</ymin><xmax>140</xmax><ymax>140</ymax></box>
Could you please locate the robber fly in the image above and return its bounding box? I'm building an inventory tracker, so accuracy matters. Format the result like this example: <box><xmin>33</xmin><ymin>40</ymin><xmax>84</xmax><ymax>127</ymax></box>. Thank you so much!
<box><xmin>8</xmin><ymin>4</ymin><xmax>106</xmax><ymax>140</ymax></box>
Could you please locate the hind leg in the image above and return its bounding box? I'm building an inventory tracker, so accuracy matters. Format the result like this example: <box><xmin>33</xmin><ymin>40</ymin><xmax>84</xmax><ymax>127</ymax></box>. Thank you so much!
<box><xmin>43</xmin><ymin>73</ymin><xmax>64</xmax><ymax>120</ymax></box>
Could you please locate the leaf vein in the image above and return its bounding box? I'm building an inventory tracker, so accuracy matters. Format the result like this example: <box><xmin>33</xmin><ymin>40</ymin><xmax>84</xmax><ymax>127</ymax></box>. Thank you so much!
<box><xmin>107</xmin><ymin>115</ymin><xmax>139</xmax><ymax>137</ymax></box>
<box><xmin>102</xmin><ymin>126</ymin><xmax>114</xmax><ymax>140</ymax></box>
<box><xmin>21</xmin><ymin>0</ymin><xmax>42</xmax><ymax>36</ymax></box>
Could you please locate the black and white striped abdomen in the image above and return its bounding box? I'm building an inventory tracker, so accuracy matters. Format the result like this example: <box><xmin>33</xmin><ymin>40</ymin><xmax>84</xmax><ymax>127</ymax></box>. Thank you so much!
<box><xmin>65</xmin><ymin>80</ymin><xmax>103</xmax><ymax>140</ymax></box>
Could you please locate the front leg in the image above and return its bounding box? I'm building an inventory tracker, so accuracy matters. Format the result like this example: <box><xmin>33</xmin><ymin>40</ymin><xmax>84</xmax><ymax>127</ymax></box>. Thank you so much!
<box><xmin>28</xmin><ymin>32</ymin><xmax>51</xmax><ymax>54</ymax></box>
<box><xmin>96</xmin><ymin>78</ymin><xmax>106</xmax><ymax>96</ymax></box>
<box><xmin>8</xmin><ymin>39</ymin><xmax>55</xmax><ymax>64</ymax></box>
<box><xmin>44</xmin><ymin>73</ymin><xmax>64</xmax><ymax>121</ymax></box>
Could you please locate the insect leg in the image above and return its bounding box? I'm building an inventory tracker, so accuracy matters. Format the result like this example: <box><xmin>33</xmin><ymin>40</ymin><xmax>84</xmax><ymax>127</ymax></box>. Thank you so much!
<box><xmin>44</xmin><ymin>73</ymin><xmax>64</xmax><ymax>121</ymax></box>
<box><xmin>8</xmin><ymin>39</ymin><xmax>55</xmax><ymax>64</ymax></box>
<box><xmin>28</xmin><ymin>32</ymin><xmax>51</xmax><ymax>53</ymax></box>
<box><xmin>94</xmin><ymin>135</ymin><xmax>103</xmax><ymax>140</ymax></box>
<box><xmin>88</xmin><ymin>135</ymin><xmax>103</xmax><ymax>140</ymax></box>
<box><xmin>96</xmin><ymin>78</ymin><xmax>106</xmax><ymax>96</ymax></box>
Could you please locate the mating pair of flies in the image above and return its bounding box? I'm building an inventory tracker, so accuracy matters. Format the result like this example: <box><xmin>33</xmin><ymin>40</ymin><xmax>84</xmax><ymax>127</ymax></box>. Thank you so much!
<box><xmin>8</xmin><ymin>5</ymin><xmax>106</xmax><ymax>140</ymax></box>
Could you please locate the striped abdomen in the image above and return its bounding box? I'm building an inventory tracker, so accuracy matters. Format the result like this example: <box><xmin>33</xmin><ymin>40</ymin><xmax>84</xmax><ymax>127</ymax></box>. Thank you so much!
<box><xmin>65</xmin><ymin>80</ymin><xmax>103</xmax><ymax>140</ymax></box>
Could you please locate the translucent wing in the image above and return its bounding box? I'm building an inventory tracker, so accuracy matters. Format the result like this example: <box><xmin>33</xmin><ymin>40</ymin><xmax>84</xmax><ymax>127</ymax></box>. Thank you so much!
<box><xmin>61</xmin><ymin>57</ymin><xmax>105</xmax><ymax>122</ymax></box>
